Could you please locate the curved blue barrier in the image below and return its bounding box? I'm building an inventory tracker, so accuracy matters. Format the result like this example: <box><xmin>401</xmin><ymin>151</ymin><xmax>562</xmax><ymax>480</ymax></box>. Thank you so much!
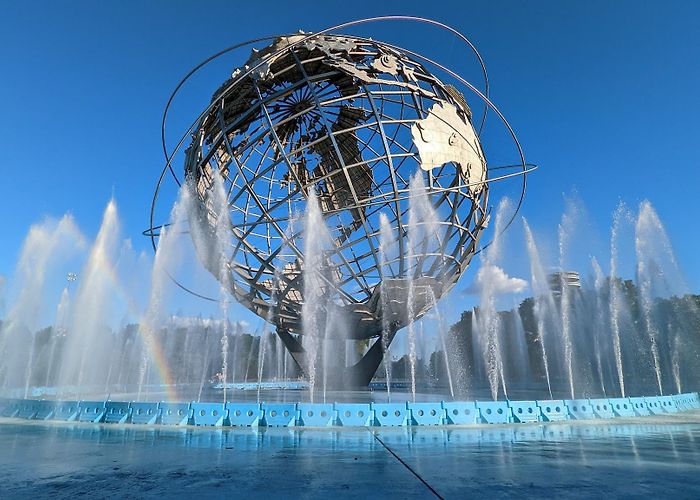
<box><xmin>130</xmin><ymin>402</ymin><xmax>160</xmax><ymax>424</ymax></box>
<box><xmin>1</xmin><ymin>399</ymin><xmax>21</xmax><ymax>418</ymax></box>
<box><xmin>645</xmin><ymin>397</ymin><xmax>666</xmax><ymax>415</ymax></box>
<box><xmin>104</xmin><ymin>401</ymin><xmax>131</xmax><ymax>424</ymax></box>
<box><xmin>589</xmin><ymin>398</ymin><xmax>615</xmax><ymax>419</ymax></box>
<box><xmin>408</xmin><ymin>402</ymin><xmax>445</xmax><ymax>426</ymax></box>
<box><xmin>658</xmin><ymin>396</ymin><xmax>679</xmax><ymax>413</ymax></box>
<box><xmin>226</xmin><ymin>402</ymin><xmax>262</xmax><ymax>427</ymax></box>
<box><xmin>334</xmin><ymin>403</ymin><xmax>372</xmax><ymax>426</ymax></box>
<box><xmin>537</xmin><ymin>400</ymin><xmax>568</xmax><ymax>421</ymax></box>
<box><xmin>31</xmin><ymin>400</ymin><xmax>57</xmax><ymax>420</ymax></box>
<box><xmin>476</xmin><ymin>401</ymin><xmax>511</xmax><ymax>424</ymax></box>
<box><xmin>78</xmin><ymin>401</ymin><xmax>106</xmax><ymax>423</ymax></box>
<box><xmin>160</xmin><ymin>402</ymin><xmax>191</xmax><ymax>425</ymax></box>
<box><xmin>51</xmin><ymin>401</ymin><xmax>79</xmax><ymax>421</ymax></box>
<box><xmin>565</xmin><ymin>399</ymin><xmax>595</xmax><ymax>420</ymax></box>
<box><xmin>262</xmin><ymin>403</ymin><xmax>297</xmax><ymax>427</ymax></box>
<box><xmin>17</xmin><ymin>400</ymin><xmax>40</xmax><ymax>419</ymax></box>
<box><xmin>297</xmin><ymin>403</ymin><xmax>334</xmax><ymax>427</ymax></box>
<box><xmin>690</xmin><ymin>393</ymin><xmax>700</xmax><ymax>408</ymax></box>
<box><xmin>371</xmin><ymin>403</ymin><xmax>408</xmax><ymax>426</ymax></box>
<box><xmin>442</xmin><ymin>401</ymin><xmax>479</xmax><ymax>424</ymax></box>
<box><xmin>508</xmin><ymin>400</ymin><xmax>540</xmax><ymax>423</ymax></box>
<box><xmin>610</xmin><ymin>398</ymin><xmax>635</xmax><ymax>417</ymax></box>
<box><xmin>191</xmin><ymin>402</ymin><xmax>227</xmax><ymax>426</ymax></box>
<box><xmin>629</xmin><ymin>397</ymin><xmax>651</xmax><ymax>416</ymax></box>
<box><xmin>0</xmin><ymin>391</ymin><xmax>697</xmax><ymax>429</ymax></box>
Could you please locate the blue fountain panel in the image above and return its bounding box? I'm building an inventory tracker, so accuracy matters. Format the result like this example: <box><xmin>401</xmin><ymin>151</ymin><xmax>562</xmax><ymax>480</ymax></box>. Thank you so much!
<box><xmin>226</xmin><ymin>403</ymin><xmax>263</xmax><ymax>427</ymax></box>
<box><xmin>672</xmin><ymin>394</ymin><xmax>689</xmax><ymax>411</ymax></box>
<box><xmin>297</xmin><ymin>403</ymin><xmax>334</xmax><ymax>427</ymax></box>
<box><xmin>51</xmin><ymin>401</ymin><xmax>79</xmax><ymax>421</ymax></box>
<box><xmin>0</xmin><ymin>399</ymin><xmax>21</xmax><ymax>418</ymax></box>
<box><xmin>675</xmin><ymin>392</ymin><xmax>699</xmax><ymax>410</ymax></box>
<box><xmin>537</xmin><ymin>400</ymin><xmax>568</xmax><ymax>421</ymax></box>
<box><xmin>130</xmin><ymin>402</ymin><xmax>160</xmax><ymax>424</ymax></box>
<box><xmin>442</xmin><ymin>402</ymin><xmax>479</xmax><ymax>425</ymax></box>
<box><xmin>657</xmin><ymin>396</ymin><xmax>679</xmax><ymax>413</ymax></box>
<box><xmin>160</xmin><ymin>402</ymin><xmax>191</xmax><ymax>425</ymax></box>
<box><xmin>644</xmin><ymin>397</ymin><xmax>666</xmax><ymax>415</ymax></box>
<box><xmin>589</xmin><ymin>399</ymin><xmax>615</xmax><ymax>419</ymax></box>
<box><xmin>17</xmin><ymin>401</ymin><xmax>40</xmax><ymax>419</ymax></box>
<box><xmin>628</xmin><ymin>397</ymin><xmax>651</xmax><ymax>416</ymax></box>
<box><xmin>476</xmin><ymin>401</ymin><xmax>511</xmax><ymax>424</ymax></box>
<box><xmin>2</xmin><ymin>391</ymin><xmax>697</xmax><ymax>429</ymax></box>
<box><xmin>31</xmin><ymin>400</ymin><xmax>57</xmax><ymax>420</ymax></box>
<box><xmin>689</xmin><ymin>392</ymin><xmax>700</xmax><ymax>409</ymax></box>
<box><xmin>609</xmin><ymin>398</ymin><xmax>635</xmax><ymax>417</ymax></box>
<box><xmin>263</xmin><ymin>403</ymin><xmax>297</xmax><ymax>427</ymax></box>
<box><xmin>565</xmin><ymin>399</ymin><xmax>596</xmax><ymax>420</ymax></box>
<box><xmin>408</xmin><ymin>402</ymin><xmax>445</xmax><ymax>426</ymax></box>
<box><xmin>104</xmin><ymin>401</ymin><xmax>131</xmax><ymax>424</ymax></box>
<box><xmin>371</xmin><ymin>403</ymin><xmax>408</xmax><ymax>426</ymax></box>
<box><xmin>334</xmin><ymin>403</ymin><xmax>372</xmax><ymax>426</ymax></box>
<box><xmin>508</xmin><ymin>400</ymin><xmax>540</xmax><ymax>423</ymax></box>
<box><xmin>78</xmin><ymin>401</ymin><xmax>106</xmax><ymax>423</ymax></box>
<box><xmin>191</xmin><ymin>402</ymin><xmax>227</xmax><ymax>426</ymax></box>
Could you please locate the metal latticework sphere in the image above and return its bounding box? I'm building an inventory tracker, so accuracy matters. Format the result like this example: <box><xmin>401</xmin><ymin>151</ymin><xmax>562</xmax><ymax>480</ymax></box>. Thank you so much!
<box><xmin>184</xmin><ymin>33</ymin><xmax>491</xmax><ymax>338</ymax></box>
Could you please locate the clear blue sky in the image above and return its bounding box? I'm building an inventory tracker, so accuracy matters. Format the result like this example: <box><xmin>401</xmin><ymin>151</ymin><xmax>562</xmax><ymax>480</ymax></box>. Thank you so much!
<box><xmin>1</xmin><ymin>1</ymin><xmax>699</xmax><ymax>324</ymax></box>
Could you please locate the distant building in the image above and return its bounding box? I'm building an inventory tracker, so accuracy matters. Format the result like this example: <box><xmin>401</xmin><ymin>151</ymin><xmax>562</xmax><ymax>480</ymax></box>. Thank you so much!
<box><xmin>547</xmin><ymin>271</ymin><xmax>581</xmax><ymax>295</ymax></box>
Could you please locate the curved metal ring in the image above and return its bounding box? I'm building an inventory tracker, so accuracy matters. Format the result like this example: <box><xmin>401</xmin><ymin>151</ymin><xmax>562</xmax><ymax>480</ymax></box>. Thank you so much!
<box><xmin>148</xmin><ymin>16</ymin><xmax>532</xmax><ymax>302</ymax></box>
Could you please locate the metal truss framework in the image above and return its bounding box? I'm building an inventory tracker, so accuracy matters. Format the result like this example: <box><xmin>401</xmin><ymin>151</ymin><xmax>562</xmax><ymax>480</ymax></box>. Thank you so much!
<box><xmin>147</xmin><ymin>18</ymin><xmax>534</xmax><ymax>387</ymax></box>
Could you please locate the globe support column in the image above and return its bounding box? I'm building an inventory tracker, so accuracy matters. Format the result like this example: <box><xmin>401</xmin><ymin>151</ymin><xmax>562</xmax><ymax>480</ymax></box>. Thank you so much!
<box><xmin>275</xmin><ymin>325</ymin><xmax>398</xmax><ymax>388</ymax></box>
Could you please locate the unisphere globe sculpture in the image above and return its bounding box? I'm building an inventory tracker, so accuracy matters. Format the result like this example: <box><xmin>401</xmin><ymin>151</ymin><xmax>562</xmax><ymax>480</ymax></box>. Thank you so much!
<box><xmin>150</xmin><ymin>20</ymin><xmax>531</xmax><ymax>387</ymax></box>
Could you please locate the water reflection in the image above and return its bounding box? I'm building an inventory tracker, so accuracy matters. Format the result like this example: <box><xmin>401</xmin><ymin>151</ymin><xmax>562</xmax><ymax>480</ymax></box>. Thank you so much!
<box><xmin>4</xmin><ymin>416</ymin><xmax>700</xmax><ymax>453</ymax></box>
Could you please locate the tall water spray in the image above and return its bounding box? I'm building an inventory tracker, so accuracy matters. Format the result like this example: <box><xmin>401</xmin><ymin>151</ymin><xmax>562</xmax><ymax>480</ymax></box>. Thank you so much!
<box><xmin>510</xmin><ymin>306</ymin><xmax>530</xmax><ymax>384</ymax></box>
<box><xmin>591</xmin><ymin>257</ymin><xmax>608</xmax><ymax>396</ymax></box>
<box><xmin>0</xmin><ymin>276</ymin><xmax>5</xmax><ymax>320</ymax></box>
<box><xmin>0</xmin><ymin>215</ymin><xmax>84</xmax><ymax>393</ymax></box>
<box><xmin>671</xmin><ymin>331</ymin><xmax>682</xmax><ymax>394</ymax></box>
<box><xmin>557</xmin><ymin>203</ymin><xmax>577</xmax><ymax>399</ymax></box>
<box><xmin>15</xmin><ymin>218</ymin><xmax>84</xmax><ymax>396</ymax></box>
<box><xmin>406</xmin><ymin>172</ymin><xmax>442</xmax><ymax>402</ymax></box>
<box><xmin>2</xmin><ymin>181</ymin><xmax>699</xmax><ymax>405</ymax></box>
<box><xmin>137</xmin><ymin>184</ymin><xmax>196</xmax><ymax>400</ymax></box>
<box><xmin>207</xmin><ymin>174</ymin><xmax>234</xmax><ymax>402</ymax></box>
<box><xmin>301</xmin><ymin>189</ymin><xmax>334</xmax><ymax>401</ymax></box>
<box><xmin>44</xmin><ymin>286</ymin><xmax>71</xmax><ymax>390</ymax></box>
<box><xmin>427</xmin><ymin>287</ymin><xmax>455</xmax><ymax>398</ymax></box>
<box><xmin>474</xmin><ymin>198</ymin><xmax>511</xmax><ymax>400</ymax></box>
<box><xmin>635</xmin><ymin>201</ymin><xmax>667</xmax><ymax>395</ymax></box>
<box><xmin>522</xmin><ymin>218</ymin><xmax>553</xmax><ymax>398</ymax></box>
<box><xmin>57</xmin><ymin>201</ymin><xmax>121</xmax><ymax>397</ymax></box>
<box><xmin>379</xmin><ymin>212</ymin><xmax>395</xmax><ymax>400</ymax></box>
<box><xmin>609</xmin><ymin>203</ymin><xmax>629</xmax><ymax>397</ymax></box>
<box><xmin>258</xmin><ymin>268</ymin><xmax>282</xmax><ymax>401</ymax></box>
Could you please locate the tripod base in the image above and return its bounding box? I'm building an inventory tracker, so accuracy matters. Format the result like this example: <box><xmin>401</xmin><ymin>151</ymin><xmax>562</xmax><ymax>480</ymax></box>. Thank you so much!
<box><xmin>275</xmin><ymin>327</ymin><xmax>397</xmax><ymax>389</ymax></box>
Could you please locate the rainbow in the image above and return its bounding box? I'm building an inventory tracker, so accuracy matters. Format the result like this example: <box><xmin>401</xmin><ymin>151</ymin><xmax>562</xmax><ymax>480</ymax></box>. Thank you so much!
<box><xmin>94</xmin><ymin>244</ymin><xmax>179</xmax><ymax>404</ymax></box>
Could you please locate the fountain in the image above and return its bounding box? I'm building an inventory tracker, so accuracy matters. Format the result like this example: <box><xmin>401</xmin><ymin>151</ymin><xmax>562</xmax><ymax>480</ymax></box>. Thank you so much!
<box><xmin>1</xmin><ymin>191</ymin><xmax>698</xmax><ymax>426</ymax></box>
<box><xmin>1</xmin><ymin>20</ymin><xmax>698</xmax><ymax>428</ymax></box>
